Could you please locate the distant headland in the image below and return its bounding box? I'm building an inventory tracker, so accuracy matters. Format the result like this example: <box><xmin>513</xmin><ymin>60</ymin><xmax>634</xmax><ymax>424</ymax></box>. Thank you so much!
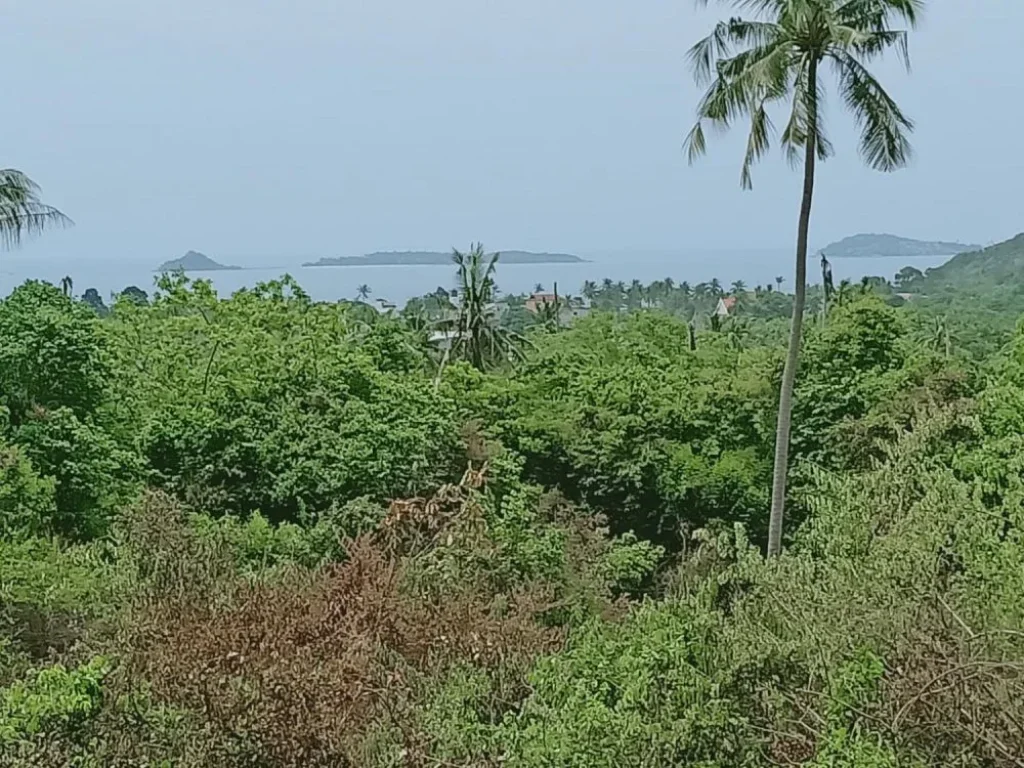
<box><xmin>822</xmin><ymin>234</ymin><xmax>979</xmax><ymax>259</ymax></box>
<box><xmin>303</xmin><ymin>250</ymin><xmax>586</xmax><ymax>267</ymax></box>
<box><xmin>155</xmin><ymin>251</ymin><xmax>241</xmax><ymax>272</ymax></box>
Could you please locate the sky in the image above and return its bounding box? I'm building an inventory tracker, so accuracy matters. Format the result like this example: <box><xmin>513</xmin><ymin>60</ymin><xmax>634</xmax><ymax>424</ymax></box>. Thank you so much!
<box><xmin>3</xmin><ymin>0</ymin><xmax>1022</xmax><ymax>265</ymax></box>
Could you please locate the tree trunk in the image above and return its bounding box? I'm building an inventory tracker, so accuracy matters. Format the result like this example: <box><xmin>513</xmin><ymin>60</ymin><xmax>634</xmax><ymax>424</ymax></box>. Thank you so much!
<box><xmin>767</xmin><ymin>58</ymin><xmax>819</xmax><ymax>558</ymax></box>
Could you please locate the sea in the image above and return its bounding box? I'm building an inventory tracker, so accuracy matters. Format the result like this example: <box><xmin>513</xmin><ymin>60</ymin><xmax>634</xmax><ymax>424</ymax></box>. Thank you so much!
<box><xmin>0</xmin><ymin>250</ymin><xmax>950</xmax><ymax>305</ymax></box>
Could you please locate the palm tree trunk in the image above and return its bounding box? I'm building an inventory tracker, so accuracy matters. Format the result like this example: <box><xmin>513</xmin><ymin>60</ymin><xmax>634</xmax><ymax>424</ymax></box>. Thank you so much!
<box><xmin>767</xmin><ymin>58</ymin><xmax>819</xmax><ymax>558</ymax></box>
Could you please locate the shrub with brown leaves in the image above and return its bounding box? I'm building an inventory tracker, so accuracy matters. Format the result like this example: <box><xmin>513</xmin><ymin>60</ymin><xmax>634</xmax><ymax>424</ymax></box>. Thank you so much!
<box><xmin>112</xmin><ymin>478</ymin><xmax>565</xmax><ymax>767</ymax></box>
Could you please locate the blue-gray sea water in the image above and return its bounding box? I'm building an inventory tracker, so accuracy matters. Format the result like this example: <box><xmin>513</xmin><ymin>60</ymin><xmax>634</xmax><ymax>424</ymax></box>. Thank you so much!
<box><xmin>0</xmin><ymin>250</ymin><xmax>951</xmax><ymax>304</ymax></box>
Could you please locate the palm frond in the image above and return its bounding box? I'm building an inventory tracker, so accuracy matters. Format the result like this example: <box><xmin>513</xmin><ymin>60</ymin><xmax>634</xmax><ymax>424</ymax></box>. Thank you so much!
<box><xmin>0</xmin><ymin>206</ymin><xmax>71</xmax><ymax>250</ymax></box>
<box><xmin>687</xmin><ymin>22</ymin><xmax>733</xmax><ymax>85</ymax></box>
<box><xmin>0</xmin><ymin>169</ymin><xmax>42</xmax><ymax>201</ymax></box>
<box><xmin>741</xmin><ymin>100</ymin><xmax>774</xmax><ymax>190</ymax></box>
<box><xmin>812</xmin><ymin>69</ymin><xmax>835</xmax><ymax>161</ymax></box>
<box><xmin>836</xmin><ymin>0</ymin><xmax>924</xmax><ymax>29</ymax></box>
<box><xmin>0</xmin><ymin>169</ymin><xmax>73</xmax><ymax>249</ymax></box>
<box><xmin>779</xmin><ymin>61</ymin><xmax>810</xmax><ymax>167</ymax></box>
<box><xmin>693</xmin><ymin>0</ymin><xmax>789</xmax><ymax>15</ymax></box>
<box><xmin>684</xmin><ymin>122</ymin><xmax>708</xmax><ymax>164</ymax></box>
<box><xmin>832</xmin><ymin>51</ymin><xmax>913</xmax><ymax>170</ymax></box>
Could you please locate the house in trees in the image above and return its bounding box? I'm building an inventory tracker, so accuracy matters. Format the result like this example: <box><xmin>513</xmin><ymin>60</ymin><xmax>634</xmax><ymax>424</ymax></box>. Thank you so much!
<box><xmin>525</xmin><ymin>292</ymin><xmax>559</xmax><ymax>313</ymax></box>
<box><xmin>714</xmin><ymin>296</ymin><xmax>737</xmax><ymax>317</ymax></box>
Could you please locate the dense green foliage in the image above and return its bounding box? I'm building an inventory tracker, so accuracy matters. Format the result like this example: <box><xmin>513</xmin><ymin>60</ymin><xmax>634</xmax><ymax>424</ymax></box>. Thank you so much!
<box><xmin>907</xmin><ymin>233</ymin><xmax>1024</xmax><ymax>357</ymax></box>
<box><xmin>2</xmin><ymin>230</ymin><xmax>1024</xmax><ymax>766</ymax></box>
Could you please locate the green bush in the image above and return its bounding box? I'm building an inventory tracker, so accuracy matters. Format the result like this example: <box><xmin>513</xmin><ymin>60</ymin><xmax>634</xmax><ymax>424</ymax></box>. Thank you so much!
<box><xmin>14</xmin><ymin>408</ymin><xmax>141</xmax><ymax>539</ymax></box>
<box><xmin>0</xmin><ymin>281</ymin><xmax>111</xmax><ymax>422</ymax></box>
<box><xmin>0</xmin><ymin>441</ymin><xmax>56</xmax><ymax>539</ymax></box>
<box><xmin>491</xmin><ymin>312</ymin><xmax>776</xmax><ymax>549</ymax></box>
<box><xmin>0</xmin><ymin>657</ymin><xmax>108</xmax><ymax>748</ymax></box>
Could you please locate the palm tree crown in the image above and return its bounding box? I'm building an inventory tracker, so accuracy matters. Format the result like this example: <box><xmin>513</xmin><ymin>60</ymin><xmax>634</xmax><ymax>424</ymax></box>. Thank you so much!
<box><xmin>685</xmin><ymin>0</ymin><xmax>919</xmax><ymax>189</ymax></box>
<box><xmin>446</xmin><ymin>244</ymin><xmax>526</xmax><ymax>370</ymax></box>
<box><xmin>0</xmin><ymin>170</ymin><xmax>71</xmax><ymax>249</ymax></box>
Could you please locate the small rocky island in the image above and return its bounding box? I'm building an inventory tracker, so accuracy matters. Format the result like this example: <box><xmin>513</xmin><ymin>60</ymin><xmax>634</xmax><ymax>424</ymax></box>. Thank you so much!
<box><xmin>155</xmin><ymin>251</ymin><xmax>241</xmax><ymax>272</ymax></box>
<box><xmin>822</xmin><ymin>234</ymin><xmax>979</xmax><ymax>258</ymax></box>
<box><xmin>304</xmin><ymin>250</ymin><xmax>586</xmax><ymax>267</ymax></box>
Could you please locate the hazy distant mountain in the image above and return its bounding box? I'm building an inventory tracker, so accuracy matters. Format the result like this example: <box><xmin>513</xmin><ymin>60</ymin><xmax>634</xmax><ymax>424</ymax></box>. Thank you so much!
<box><xmin>304</xmin><ymin>250</ymin><xmax>586</xmax><ymax>267</ymax></box>
<box><xmin>156</xmin><ymin>251</ymin><xmax>240</xmax><ymax>271</ymax></box>
<box><xmin>823</xmin><ymin>234</ymin><xmax>979</xmax><ymax>258</ymax></box>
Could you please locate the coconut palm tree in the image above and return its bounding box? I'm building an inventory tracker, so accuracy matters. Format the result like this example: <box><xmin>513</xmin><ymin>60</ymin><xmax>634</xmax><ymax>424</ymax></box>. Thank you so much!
<box><xmin>918</xmin><ymin>316</ymin><xmax>956</xmax><ymax>358</ymax></box>
<box><xmin>730</xmin><ymin>279</ymin><xmax>747</xmax><ymax>296</ymax></box>
<box><xmin>356</xmin><ymin>284</ymin><xmax>371</xmax><ymax>301</ymax></box>
<box><xmin>581</xmin><ymin>280</ymin><xmax>598</xmax><ymax>300</ymax></box>
<box><xmin>445</xmin><ymin>243</ymin><xmax>527</xmax><ymax>370</ymax></box>
<box><xmin>648</xmin><ymin>279</ymin><xmax>665</xmax><ymax>304</ymax></box>
<box><xmin>685</xmin><ymin>0</ymin><xmax>920</xmax><ymax>557</ymax></box>
<box><xmin>0</xmin><ymin>170</ymin><xmax>71</xmax><ymax>249</ymax></box>
<box><xmin>628</xmin><ymin>278</ymin><xmax>645</xmax><ymax>307</ymax></box>
<box><xmin>820</xmin><ymin>253</ymin><xmax>835</xmax><ymax>303</ymax></box>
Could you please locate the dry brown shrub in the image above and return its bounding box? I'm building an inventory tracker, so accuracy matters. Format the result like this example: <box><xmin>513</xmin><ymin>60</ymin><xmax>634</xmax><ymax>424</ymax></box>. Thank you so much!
<box><xmin>878</xmin><ymin>602</ymin><xmax>1024</xmax><ymax>766</ymax></box>
<box><xmin>115</xmin><ymin>476</ymin><xmax>564</xmax><ymax>767</ymax></box>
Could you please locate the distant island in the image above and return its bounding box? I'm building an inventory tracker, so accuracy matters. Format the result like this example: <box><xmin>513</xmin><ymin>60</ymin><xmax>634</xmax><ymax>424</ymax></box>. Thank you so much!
<box><xmin>304</xmin><ymin>250</ymin><xmax>586</xmax><ymax>267</ymax></box>
<box><xmin>823</xmin><ymin>234</ymin><xmax>980</xmax><ymax>259</ymax></box>
<box><xmin>155</xmin><ymin>251</ymin><xmax>241</xmax><ymax>272</ymax></box>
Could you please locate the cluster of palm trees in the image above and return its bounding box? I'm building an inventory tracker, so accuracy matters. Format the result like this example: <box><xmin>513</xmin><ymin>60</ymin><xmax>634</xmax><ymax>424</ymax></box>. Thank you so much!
<box><xmin>580</xmin><ymin>275</ymin><xmax>793</xmax><ymax>310</ymax></box>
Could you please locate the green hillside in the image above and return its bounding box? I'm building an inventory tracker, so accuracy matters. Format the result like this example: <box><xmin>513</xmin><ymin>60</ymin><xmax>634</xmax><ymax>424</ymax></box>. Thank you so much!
<box><xmin>920</xmin><ymin>233</ymin><xmax>1024</xmax><ymax>289</ymax></box>
<box><xmin>906</xmin><ymin>232</ymin><xmax>1024</xmax><ymax>357</ymax></box>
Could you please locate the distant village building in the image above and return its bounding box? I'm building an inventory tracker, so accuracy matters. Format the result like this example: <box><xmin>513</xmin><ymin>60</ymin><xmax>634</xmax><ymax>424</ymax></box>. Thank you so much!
<box><xmin>714</xmin><ymin>296</ymin><xmax>737</xmax><ymax>317</ymax></box>
<box><xmin>525</xmin><ymin>292</ymin><xmax>559</xmax><ymax>313</ymax></box>
<box><xmin>562</xmin><ymin>298</ymin><xmax>591</xmax><ymax>323</ymax></box>
<box><xmin>428</xmin><ymin>330</ymin><xmax>463</xmax><ymax>350</ymax></box>
<box><xmin>524</xmin><ymin>292</ymin><xmax>591</xmax><ymax>325</ymax></box>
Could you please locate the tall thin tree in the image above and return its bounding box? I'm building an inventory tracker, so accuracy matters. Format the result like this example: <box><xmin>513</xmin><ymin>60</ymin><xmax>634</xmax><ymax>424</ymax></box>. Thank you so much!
<box><xmin>685</xmin><ymin>0</ymin><xmax>920</xmax><ymax>556</ymax></box>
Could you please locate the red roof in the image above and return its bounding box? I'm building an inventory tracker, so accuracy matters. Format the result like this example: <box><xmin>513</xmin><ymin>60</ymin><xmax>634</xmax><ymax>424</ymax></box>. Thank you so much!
<box><xmin>722</xmin><ymin>296</ymin><xmax>737</xmax><ymax>309</ymax></box>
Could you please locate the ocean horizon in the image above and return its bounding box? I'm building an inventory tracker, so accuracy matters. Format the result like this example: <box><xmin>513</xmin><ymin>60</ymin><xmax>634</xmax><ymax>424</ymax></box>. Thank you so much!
<box><xmin>0</xmin><ymin>249</ymin><xmax>952</xmax><ymax>305</ymax></box>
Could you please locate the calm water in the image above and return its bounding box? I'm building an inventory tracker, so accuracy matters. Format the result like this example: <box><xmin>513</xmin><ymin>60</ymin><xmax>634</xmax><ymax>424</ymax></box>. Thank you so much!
<box><xmin>0</xmin><ymin>250</ymin><xmax>950</xmax><ymax>305</ymax></box>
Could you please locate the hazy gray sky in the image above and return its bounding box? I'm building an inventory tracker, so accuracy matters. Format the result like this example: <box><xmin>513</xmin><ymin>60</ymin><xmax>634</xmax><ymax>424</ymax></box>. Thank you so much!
<box><xmin>5</xmin><ymin>0</ymin><xmax>1021</xmax><ymax>263</ymax></box>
